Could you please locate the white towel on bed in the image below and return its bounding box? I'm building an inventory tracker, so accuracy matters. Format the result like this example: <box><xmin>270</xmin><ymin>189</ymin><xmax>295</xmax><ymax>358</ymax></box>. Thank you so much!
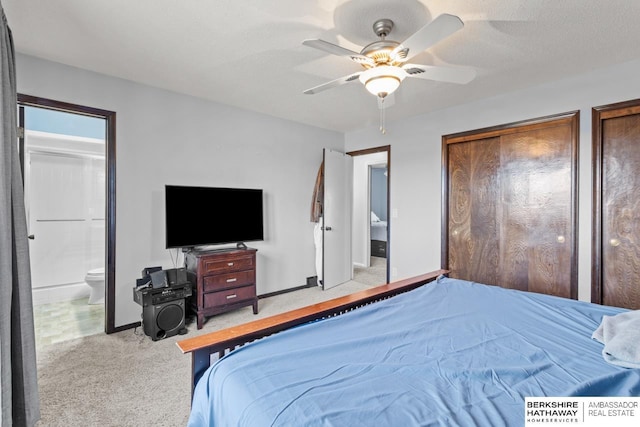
<box><xmin>592</xmin><ymin>310</ymin><xmax>640</xmax><ymax>369</ymax></box>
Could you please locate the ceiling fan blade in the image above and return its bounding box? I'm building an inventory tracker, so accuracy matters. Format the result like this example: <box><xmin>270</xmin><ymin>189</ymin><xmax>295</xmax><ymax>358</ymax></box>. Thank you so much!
<box><xmin>403</xmin><ymin>64</ymin><xmax>476</xmax><ymax>84</ymax></box>
<box><xmin>391</xmin><ymin>14</ymin><xmax>464</xmax><ymax>62</ymax></box>
<box><xmin>303</xmin><ymin>72</ymin><xmax>362</xmax><ymax>95</ymax></box>
<box><xmin>303</xmin><ymin>39</ymin><xmax>374</xmax><ymax>66</ymax></box>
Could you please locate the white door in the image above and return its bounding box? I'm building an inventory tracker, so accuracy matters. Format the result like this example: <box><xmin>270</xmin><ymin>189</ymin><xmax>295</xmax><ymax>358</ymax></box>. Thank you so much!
<box><xmin>322</xmin><ymin>149</ymin><xmax>353</xmax><ymax>290</ymax></box>
<box><xmin>27</xmin><ymin>152</ymin><xmax>88</xmax><ymax>288</ymax></box>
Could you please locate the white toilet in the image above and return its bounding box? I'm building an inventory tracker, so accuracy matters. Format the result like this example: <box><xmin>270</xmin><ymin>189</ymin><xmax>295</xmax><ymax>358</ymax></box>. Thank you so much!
<box><xmin>85</xmin><ymin>267</ymin><xmax>105</xmax><ymax>304</ymax></box>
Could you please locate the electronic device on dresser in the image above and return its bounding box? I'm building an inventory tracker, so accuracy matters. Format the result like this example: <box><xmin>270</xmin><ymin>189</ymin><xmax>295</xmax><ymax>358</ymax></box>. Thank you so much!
<box><xmin>134</xmin><ymin>267</ymin><xmax>192</xmax><ymax>341</ymax></box>
<box><xmin>185</xmin><ymin>248</ymin><xmax>258</xmax><ymax>329</ymax></box>
<box><xmin>165</xmin><ymin>185</ymin><xmax>264</xmax><ymax>250</ymax></box>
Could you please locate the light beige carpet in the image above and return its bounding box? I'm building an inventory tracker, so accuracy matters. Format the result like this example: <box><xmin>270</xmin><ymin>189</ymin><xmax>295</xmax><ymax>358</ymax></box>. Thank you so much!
<box><xmin>35</xmin><ymin>280</ymin><xmax>373</xmax><ymax>426</ymax></box>
<box><xmin>353</xmin><ymin>256</ymin><xmax>387</xmax><ymax>287</ymax></box>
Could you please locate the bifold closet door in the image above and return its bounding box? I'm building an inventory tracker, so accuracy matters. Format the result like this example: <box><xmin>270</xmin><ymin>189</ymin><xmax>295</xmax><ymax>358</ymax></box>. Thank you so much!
<box><xmin>593</xmin><ymin>100</ymin><xmax>640</xmax><ymax>309</ymax></box>
<box><xmin>443</xmin><ymin>112</ymin><xmax>578</xmax><ymax>299</ymax></box>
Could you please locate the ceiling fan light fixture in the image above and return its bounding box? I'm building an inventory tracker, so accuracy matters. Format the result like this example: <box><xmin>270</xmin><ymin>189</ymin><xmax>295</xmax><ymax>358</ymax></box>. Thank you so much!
<box><xmin>359</xmin><ymin>66</ymin><xmax>406</xmax><ymax>98</ymax></box>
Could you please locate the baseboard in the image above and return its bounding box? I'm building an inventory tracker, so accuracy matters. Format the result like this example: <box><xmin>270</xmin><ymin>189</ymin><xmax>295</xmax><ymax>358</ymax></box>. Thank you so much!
<box><xmin>259</xmin><ymin>279</ymin><xmax>317</xmax><ymax>300</ymax></box>
<box><xmin>108</xmin><ymin>321</ymin><xmax>141</xmax><ymax>334</ymax></box>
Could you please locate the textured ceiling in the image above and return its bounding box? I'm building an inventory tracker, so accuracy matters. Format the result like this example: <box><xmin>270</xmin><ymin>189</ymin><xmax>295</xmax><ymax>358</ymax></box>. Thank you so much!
<box><xmin>4</xmin><ymin>0</ymin><xmax>640</xmax><ymax>132</ymax></box>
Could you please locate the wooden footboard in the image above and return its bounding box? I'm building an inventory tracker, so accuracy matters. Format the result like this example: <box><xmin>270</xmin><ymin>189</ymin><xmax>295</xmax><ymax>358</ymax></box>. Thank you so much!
<box><xmin>177</xmin><ymin>269</ymin><xmax>447</xmax><ymax>397</ymax></box>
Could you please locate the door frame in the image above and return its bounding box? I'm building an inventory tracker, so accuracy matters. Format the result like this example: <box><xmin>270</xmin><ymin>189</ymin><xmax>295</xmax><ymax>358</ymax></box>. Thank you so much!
<box><xmin>18</xmin><ymin>94</ymin><xmax>119</xmax><ymax>334</ymax></box>
<box><xmin>347</xmin><ymin>145</ymin><xmax>391</xmax><ymax>284</ymax></box>
<box><xmin>591</xmin><ymin>98</ymin><xmax>640</xmax><ymax>305</ymax></box>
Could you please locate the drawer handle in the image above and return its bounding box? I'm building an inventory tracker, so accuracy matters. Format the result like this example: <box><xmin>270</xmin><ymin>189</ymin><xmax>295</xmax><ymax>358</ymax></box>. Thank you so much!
<box><xmin>226</xmin><ymin>278</ymin><xmax>237</xmax><ymax>283</ymax></box>
<box><xmin>226</xmin><ymin>294</ymin><xmax>237</xmax><ymax>299</ymax></box>
<box><xmin>227</xmin><ymin>262</ymin><xmax>234</xmax><ymax>266</ymax></box>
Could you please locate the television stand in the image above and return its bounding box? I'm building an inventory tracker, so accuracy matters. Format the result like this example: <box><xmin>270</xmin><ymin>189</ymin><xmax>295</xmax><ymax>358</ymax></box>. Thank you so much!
<box><xmin>236</xmin><ymin>242</ymin><xmax>247</xmax><ymax>249</ymax></box>
<box><xmin>185</xmin><ymin>248</ymin><xmax>258</xmax><ymax>329</ymax></box>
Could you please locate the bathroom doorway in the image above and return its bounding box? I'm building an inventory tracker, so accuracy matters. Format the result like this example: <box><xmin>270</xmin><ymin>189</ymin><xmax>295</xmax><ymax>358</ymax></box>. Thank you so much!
<box><xmin>18</xmin><ymin>95</ymin><xmax>116</xmax><ymax>348</ymax></box>
<box><xmin>349</xmin><ymin>146</ymin><xmax>390</xmax><ymax>286</ymax></box>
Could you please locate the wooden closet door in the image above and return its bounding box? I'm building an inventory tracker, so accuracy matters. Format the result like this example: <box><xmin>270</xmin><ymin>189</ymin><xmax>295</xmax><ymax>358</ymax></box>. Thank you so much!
<box><xmin>447</xmin><ymin>137</ymin><xmax>501</xmax><ymax>287</ymax></box>
<box><xmin>593</xmin><ymin>100</ymin><xmax>640</xmax><ymax>309</ymax></box>
<box><xmin>443</xmin><ymin>113</ymin><xmax>578</xmax><ymax>299</ymax></box>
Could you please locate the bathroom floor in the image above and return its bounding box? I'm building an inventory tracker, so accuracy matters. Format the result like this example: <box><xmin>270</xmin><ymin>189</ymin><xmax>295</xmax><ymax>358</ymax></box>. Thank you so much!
<box><xmin>33</xmin><ymin>298</ymin><xmax>104</xmax><ymax>352</ymax></box>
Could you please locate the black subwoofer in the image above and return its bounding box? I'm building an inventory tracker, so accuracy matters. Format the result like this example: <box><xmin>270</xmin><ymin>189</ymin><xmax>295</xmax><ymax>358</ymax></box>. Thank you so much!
<box><xmin>142</xmin><ymin>299</ymin><xmax>185</xmax><ymax>341</ymax></box>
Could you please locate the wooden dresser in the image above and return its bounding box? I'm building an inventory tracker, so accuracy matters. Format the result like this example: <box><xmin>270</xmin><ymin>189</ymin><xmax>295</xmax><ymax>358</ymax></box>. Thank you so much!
<box><xmin>185</xmin><ymin>248</ymin><xmax>258</xmax><ymax>329</ymax></box>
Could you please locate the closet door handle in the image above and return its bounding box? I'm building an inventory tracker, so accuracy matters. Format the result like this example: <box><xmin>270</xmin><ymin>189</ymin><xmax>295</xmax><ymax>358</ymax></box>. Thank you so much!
<box><xmin>324</xmin><ymin>226</ymin><xmax>332</xmax><ymax>231</ymax></box>
<box><xmin>28</xmin><ymin>234</ymin><xmax>35</xmax><ymax>240</ymax></box>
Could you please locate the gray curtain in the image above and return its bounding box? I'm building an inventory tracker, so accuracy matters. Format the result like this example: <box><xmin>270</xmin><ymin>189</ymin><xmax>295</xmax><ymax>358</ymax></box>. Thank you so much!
<box><xmin>0</xmin><ymin>3</ymin><xmax>40</xmax><ymax>426</ymax></box>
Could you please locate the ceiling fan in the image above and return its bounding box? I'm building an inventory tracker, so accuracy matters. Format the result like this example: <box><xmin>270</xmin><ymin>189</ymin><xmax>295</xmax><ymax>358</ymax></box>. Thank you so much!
<box><xmin>302</xmin><ymin>14</ymin><xmax>476</xmax><ymax>100</ymax></box>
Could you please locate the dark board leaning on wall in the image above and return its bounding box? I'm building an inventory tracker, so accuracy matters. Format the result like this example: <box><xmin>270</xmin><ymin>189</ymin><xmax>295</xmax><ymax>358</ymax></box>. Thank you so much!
<box><xmin>442</xmin><ymin>112</ymin><xmax>579</xmax><ymax>299</ymax></box>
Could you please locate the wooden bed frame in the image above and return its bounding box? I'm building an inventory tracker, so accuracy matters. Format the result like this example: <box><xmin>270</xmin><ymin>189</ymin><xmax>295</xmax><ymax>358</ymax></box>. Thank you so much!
<box><xmin>177</xmin><ymin>269</ymin><xmax>446</xmax><ymax>396</ymax></box>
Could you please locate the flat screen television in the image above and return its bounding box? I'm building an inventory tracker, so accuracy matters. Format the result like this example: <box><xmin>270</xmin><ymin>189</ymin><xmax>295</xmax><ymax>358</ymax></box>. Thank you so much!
<box><xmin>165</xmin><ymin>185</ymin><xmax>264</xmax><ymax>249</ymax></box>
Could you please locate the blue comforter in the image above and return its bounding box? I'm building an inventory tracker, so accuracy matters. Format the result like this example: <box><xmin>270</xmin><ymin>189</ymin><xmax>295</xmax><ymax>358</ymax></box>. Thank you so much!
<box><xmin>188</xmin><ymin>276</ymin><xmax>640</xmax><ymax>426</ymax></box>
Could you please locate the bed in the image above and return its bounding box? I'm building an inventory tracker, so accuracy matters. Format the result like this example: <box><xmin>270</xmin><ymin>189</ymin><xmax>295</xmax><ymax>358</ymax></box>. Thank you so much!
<box><xmin>178</xmin><ymin>112</ymin><xmax>640</xmax><ymax>426</ymax></box>
<box><xmin>370</xmin><ymin>219</ymin><xmax>387</xmax><ymax>242</ymax></box>
<box><xmin>182</xmin><ymin>275</ymin><xmax>640</xmax><ymax>426</ymax></box>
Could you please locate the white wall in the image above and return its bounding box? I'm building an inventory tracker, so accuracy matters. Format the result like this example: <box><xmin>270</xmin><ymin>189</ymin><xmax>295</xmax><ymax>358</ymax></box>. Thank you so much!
<box><xmin>345</xmin><ymin>59</ymin><xmax>640</xmax><ymax>301</ymax></box>
<box><xmin>17</xmin><ymin>54</ymin><xmax>343</xmax><ymax>328</ymax></box>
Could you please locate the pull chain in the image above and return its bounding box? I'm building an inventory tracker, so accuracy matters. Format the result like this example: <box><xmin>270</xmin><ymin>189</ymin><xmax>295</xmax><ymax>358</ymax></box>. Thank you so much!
<box><xmin>379</xmin><ymin>96</ymin><xmax>386</xmax><ymax>135</ymax></box>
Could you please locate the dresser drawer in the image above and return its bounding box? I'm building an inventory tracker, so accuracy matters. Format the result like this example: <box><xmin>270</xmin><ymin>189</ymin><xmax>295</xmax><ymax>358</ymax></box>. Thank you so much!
<box><xmin>203</xmin><ymin>270</ymin><xmax>255</xmax><ymax>292</ymax></box>
<box><xmin>201</xmin><ymin>254</ymin><xmax>255</xmax><ymax>274</ymax></box>
<box><xmin>204</xmin><ymin>285</ymin><xmax>255</xmax><ymax>308</ymax></box>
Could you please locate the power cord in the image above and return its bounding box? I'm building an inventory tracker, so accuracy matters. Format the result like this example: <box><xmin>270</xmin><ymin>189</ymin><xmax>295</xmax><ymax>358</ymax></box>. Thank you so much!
<box><xmin>133</xmin><ymin>315</ymin><xmax>147</xmax><ymax>343</ymax></box>
<box><xmin>169</xmin><ymin>247</ymin><xmax>182</xmax><ymax>268</ymax></box>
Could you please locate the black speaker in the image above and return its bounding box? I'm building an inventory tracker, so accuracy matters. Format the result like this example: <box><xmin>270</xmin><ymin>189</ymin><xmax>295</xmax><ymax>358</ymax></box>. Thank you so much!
<box><xmin>166</xmin><ymin>267</ymin><xmax>188</xmax><ymax>286</ymax></box>
<box><xmin>141</xmin><ymin>266</ymin><xmax>162</xmax><ymax>278</ymax></box>
<box><xmin>142</xmin><ymin>298</ymin><xmax>185</xmax><ymax>341</ymax></box>
<box><xmin>150</xmin><ymin>270</ymin><xmax>168</xmax><ymax>289</ymax></box>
